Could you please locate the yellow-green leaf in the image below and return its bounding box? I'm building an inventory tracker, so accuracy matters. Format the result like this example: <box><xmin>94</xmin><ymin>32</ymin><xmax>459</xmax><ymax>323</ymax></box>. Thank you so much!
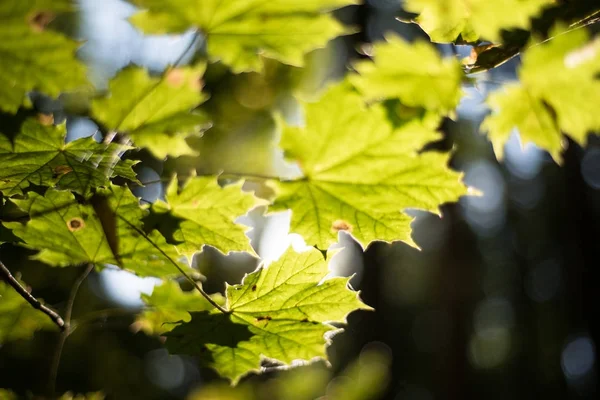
<box><xmin>350</xmin><ymin>35</ymin><xmax>463</xmax><ymax>115</ymax></box>
<box><xmin>166</xmin><ymin>247</ymin><xmax>371</xmax><ymax>384</ymax></box>
<box><xmin>153</xmin><ymin>176</ymin><xmax>259</xmax><ymax>259</ymax></box>
<box><xmin>129</xmin><ymin>0</ymin><xmax>358</xmax><ymax>73</ymax></box>
<box><xmin>270</xmin><ymin>83</ymin><xmax>468</xmax><ymax>249</ymax></box>
<box><xmin>482</xmin><ymin>28</ymin><xmax>600</xmax><ymax>162</ymax></box>
<box><xmin>403</xmin><ymin>0</ymin><xmax>554</xmax><ymax>43</ymax></box>
<box><xmin>0</xmin><ymin>0</ymin><xmax>88</xmax><ymax>113</ymax></box>
<box><xmin>0</xmin><ymin>118</ymin><xmax>138</xmax><ymax>197</ymax></box>
<box><xmin>0</xmin><ymin>279</ymin><xmax>57</xmax><ymax>343</ymax></box>
<box><xmin>91</xmin><ymin>65</ymin><xmax>210</xmax><ymax>159</ymax></box>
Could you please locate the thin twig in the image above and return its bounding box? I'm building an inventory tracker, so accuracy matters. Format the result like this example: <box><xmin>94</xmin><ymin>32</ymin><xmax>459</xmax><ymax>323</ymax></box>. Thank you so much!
<box><xmin>116</xmin><ymin>215</ymin><xmax>229</xmax><ymax>314</ymax></box>
<box><xmin>0</xmin><ymin>261</ymin><xmax>65</xmax><ymax>331</ymax></box>
<box><xmin>47</xmin><ymin>263</ymin><xmax>94</xmax><ymax>397</ymax></box>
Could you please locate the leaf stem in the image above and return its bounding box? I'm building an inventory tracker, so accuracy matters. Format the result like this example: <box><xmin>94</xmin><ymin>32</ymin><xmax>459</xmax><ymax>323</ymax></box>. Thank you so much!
<box><xmin>0</xmin><ymin>260</ymin><xmax>65</xmax><ymax>331</ymax></box>
<box><xmin>116</xmin><ymin>216</ymin><xmax>230</xmax><ymax>314</ymax></box>
<box><xmin>47</xmin><ymin>263</ymin><xmax>94</xmax><ymax>397</ymax></box>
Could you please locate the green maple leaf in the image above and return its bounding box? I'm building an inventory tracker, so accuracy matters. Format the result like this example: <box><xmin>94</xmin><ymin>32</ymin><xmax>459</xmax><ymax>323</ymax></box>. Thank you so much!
<box><xmin>349</xmin><ymin>35</ymin><xmax>463</xmax><ymax>115</ymax></box>
<box><xmin>270</xmin><ymin>83</ymin><xmax>468</xmax><ymax>249</ymax></box>
<box><xmin>0</xmin><ymin>117</ymin><xmax>138</xmax><ymax>197</ymax></box>
<box><xmin>91</xmin><ymin>65</ymin><xmax>210</xmax><ymax>159</ymax></box>
<box><xmin>135</xmin><ymin>280</ymin><xmax>225</xmax><ymax>335</ymax></box>
<box><xmin>128</xmin><ymin>0</ymin><xmax>358</xmax><ymax>73</ymax></box>
<box><xmin>152</xmin><ymin>176</ymin><xmax>259</xmax><ymax>259</ymax></box>
<box><xmin>3</xmin><ymin>185</ymin><xmax>189</xmax><ymax>277</ymax></box>
<box><xmin>482</xmin><ymin>28</ymin><xmax>600</xmax><ymax>162</ymax></box>
<box><xmin>166</xmin><ymin>247</ymin><xmax>371</xmax><ymax>384</ymax></box>
<box><xmin>0</xmin><ymin>0</ymin><xmax>88</xmax><ymax>113</ymax></box>
<box><xmin>403</xmin><ymin>0</ymin><xmax>554</xmax><ymax>43</ymax></box>
<box><xmin>0</xmin><ymin>279</ymin><xmax>57</xmax><ymax>343</ymax></box>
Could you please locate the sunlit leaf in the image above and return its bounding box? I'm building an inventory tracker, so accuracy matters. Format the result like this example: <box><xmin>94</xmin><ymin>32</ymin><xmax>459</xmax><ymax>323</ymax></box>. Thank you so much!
<box><xmin>91</xmin><ymin>65</ymin><xmax>210</xmax><ymax>159</ymax></box>
<box><xmin>403</xmin><ymin>0</ymin><xmax>554</xmax><ymax>43</ymax></box>
<box><xmin>152</xmin><ymin>176</ymin><xmax>259</xmax><ymax>259</ymax></box>
<box><xmin>350</xmin><ymin>34</ymin><xmax>463</xmax><ymax>115</ymax></box>
<box><xmin>3</xmin><ymin>186</ymin><xmax>189</xmax><ymax>277</ymax></box>
<box><xmin>482</xmin><ymin>28</ymin><xmax>600</xmax><ymax>162</ymax></box>
<box><xmin>129</xmin><ymin>0</ymin><xmax>358</xmax><ymax>73</ymax></box>
<box><xmin>0</xmin><ymin>118</ymin><xmax>138</xmax><ymax>197</ymax></box>
<box><xmin>0</xmin><ymin>0</ymin><xmax>88</xmax><ymax>113</ymax></box>
<box><xmin>270</xmin><ymin>82</ymin><xmax>468</xmax><ymax>249</ymax></box>
<box><xmin>166</xmin><ymin>247</ymin><xmax>371</xmax><ymax>384</ymax></box>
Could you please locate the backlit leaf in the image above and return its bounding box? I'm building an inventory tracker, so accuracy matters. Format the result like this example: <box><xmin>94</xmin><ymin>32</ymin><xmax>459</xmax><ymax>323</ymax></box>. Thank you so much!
<box><xmin>0</xmin><ymin>118</ymin><xmax>138</xmax><ymax>197</ymax></box>
<box><xmin>482</xmin><ymin>28</ymin><xmax>600</xmax><ymax>162</ymax></box>
<box><xmin>166</xmin><ymin>247</ymin><xmax>371</xmax><ymax>384</ymax></box>
<box><xmin>0</xmin><ymin>0</ymin><xmax>88</xmax><ymax>113</ymax></box>
<box><xmin>270</xmin><ymin>83</ymin><xmax>468</xmax><ymax>249</ymax></box>
<box><xmin>152</xmin><ymin>176</ymin><xmax>259</xmax><ymax>259</ymax></box>
<box><xmin>403</xmin><ymin>0</ymin><xmax>554</xmax><ymax>43</ymax></box>
<box><xmin>350</xmin><ymin>34</ymin><xmax>463</xmax><ymax>115</ymax></box>
<box><xmin>129</xmin><ymin>0</ymin><xmax>358</xmax><ymax>73</ymax></box>
<box><xmin>91</xmin><ymin>65</ymin><xmax>210</xmax><ymax>159</ymax></box>
<box><xmin>3</xmin><ymin>186</ymin><xmax>189</xmax><ymax>277</ymax></box>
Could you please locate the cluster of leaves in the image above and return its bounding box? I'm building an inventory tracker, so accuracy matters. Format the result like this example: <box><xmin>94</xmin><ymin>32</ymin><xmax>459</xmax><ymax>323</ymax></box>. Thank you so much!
<box><xmin>0</xmin><ymin>0</ymin><xmax>598</xmax><ymax>393</ymax></box>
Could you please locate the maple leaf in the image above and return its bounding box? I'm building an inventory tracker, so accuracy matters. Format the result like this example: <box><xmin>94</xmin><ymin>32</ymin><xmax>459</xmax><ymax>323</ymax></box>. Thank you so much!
<box><xmin>128</xmin><ymin>0</ymin><xmax>358</xmax><ymax>73</ymax></box>
<box><xmin>482</xmin><ymin>28</ymin><xmax>600</xmax><ymax>162</ymax></box>
<box><xmin>152</xmin><ymin>176</ymin><xmax>259</xmax><ymax>259</ymax></box>
<box><xmin>0</xmin><ymin>279</ymin><xmax>57</xmax><ymax>343</ymax></box>
<box><xmin>270</xmin><ymin>82</ymin><xmax>468</xmax><ymax>249</ymax></box>
<box><xmin>350</xmin><ymin>34</ymin><xmax>463</xmax><ymax>115</ymax></box>
<box><xmin>0</xmin><ymin>0</ymin><xmax>88</xmax><ymax>113</ymax></box>
<box><xmin>166</xmin><ymin>247</ymin><xmax>371</xmax><ymax>384</ymax></box>
<box><xmin>134</xmin><ymin>280</ymin><xmax>225</xmax><ymax>336</ymax></box>
<box><xmin>0</xmin><ymin>117</ymin><xmax>138</xmax><ymax>197</ymax></box>
<box><xmin>91</xmin><ymin>65</ymin><xmax>210</xmax><ymax>159</ymax></box>
<box><xmin>3</xmin><ymin>185</ymin><xmax>190</xmax><ymax>277</ymax></box>
<box><xmin>403</xmin><ymin>0</ymin><xmax>554</xmax><ymax>43</ymax></box>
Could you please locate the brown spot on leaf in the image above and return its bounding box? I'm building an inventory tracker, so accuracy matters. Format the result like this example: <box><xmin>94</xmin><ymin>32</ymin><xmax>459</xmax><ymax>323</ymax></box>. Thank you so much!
<box><xmin>37</xmin><ymin>113</ymin><xmax>54</xmax><ymax>126</ymax></box>
<box><xmin>256</xmin><ymin>316</ymin><xmax>272</xmax><ymax>322</ymax></box>
<box><xmin>331</xmin><ymin>219</ymin><xmax>352</xmax><ymax>233</ymax></box>
<box><xmin>67</xmin><ymin>218</ymin><xmax>85</xmax><ymax>232</ymax></box>
<box><xmin>301</xmin><ymin>318</ymin><xmax>309</xmax><ymax>323</ymax></box>
<box><xmin>251</xmin><ymin>284</ymin><xmax>257</xmax><ymax>291</ymax></box>
<box><xmin>166</xmin><ymin>68</ymin><xmax>185</xmax><ymax>87</ymax></box>
<box><xmin>28</xmin><ymin>11</ymin><xmax>55</xmax><ymax>32</ymax></box>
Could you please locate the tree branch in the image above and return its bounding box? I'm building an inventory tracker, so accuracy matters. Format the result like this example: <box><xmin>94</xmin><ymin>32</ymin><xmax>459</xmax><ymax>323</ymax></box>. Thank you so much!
<box><xmin>0</xmin><ymin>260</ymin><xmax>65</xmax><ymax>331</ymax></box>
